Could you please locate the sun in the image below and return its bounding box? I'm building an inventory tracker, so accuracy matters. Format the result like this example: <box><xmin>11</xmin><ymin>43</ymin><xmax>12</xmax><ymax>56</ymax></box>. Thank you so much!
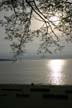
<box><xmin>49</xmin><ymin>14</ymin><xmax>60</xmax><ymax>25</ymax></box>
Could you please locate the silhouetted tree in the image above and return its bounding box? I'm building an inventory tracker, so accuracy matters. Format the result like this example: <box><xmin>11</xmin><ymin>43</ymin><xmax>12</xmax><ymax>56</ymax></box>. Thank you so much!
<box><xmin>0</xmin><ymin>0</ymin><xmax>72</xmax><ymax>57</ymax></box>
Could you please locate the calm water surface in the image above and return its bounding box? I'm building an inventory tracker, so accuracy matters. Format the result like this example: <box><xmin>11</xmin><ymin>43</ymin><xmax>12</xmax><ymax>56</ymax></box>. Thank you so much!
<box><xmin>0</xmin><ymin>59</ymin><xmax>72</xmax><ymax>85</ymax></box>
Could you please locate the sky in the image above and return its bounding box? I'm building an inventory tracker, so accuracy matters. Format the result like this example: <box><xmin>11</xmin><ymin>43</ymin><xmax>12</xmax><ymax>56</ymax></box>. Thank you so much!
<box><xmin>0</xmin><ymin>0</ymin><xmax>72</xmax><ymax>59</ymax></box>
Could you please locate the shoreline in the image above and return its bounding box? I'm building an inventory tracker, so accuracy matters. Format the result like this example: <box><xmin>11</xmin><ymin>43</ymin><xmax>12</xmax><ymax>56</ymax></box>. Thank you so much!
<box><xmin>0</xmin><ymin>84</ymin><xmax>72</xmax><ymax>107</ymax></box>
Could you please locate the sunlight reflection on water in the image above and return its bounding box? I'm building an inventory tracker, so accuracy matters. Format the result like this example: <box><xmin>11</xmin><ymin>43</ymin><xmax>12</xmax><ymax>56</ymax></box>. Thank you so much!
<box><xmin>46</xmin><ymin>60</ymin><xmax>66</xmax><ymax>85</ymax></box>
<box><xmin>1</xmin><ymin>59</ymin><xmax>72</xmax><ymax>85</ymax></box>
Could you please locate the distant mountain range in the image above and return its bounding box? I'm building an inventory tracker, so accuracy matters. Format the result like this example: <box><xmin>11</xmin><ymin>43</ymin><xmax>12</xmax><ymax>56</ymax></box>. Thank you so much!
<box><xmin>0</xmin><ymin>58</ymin><xmax>16</xmax><ymax>61</ymax></box>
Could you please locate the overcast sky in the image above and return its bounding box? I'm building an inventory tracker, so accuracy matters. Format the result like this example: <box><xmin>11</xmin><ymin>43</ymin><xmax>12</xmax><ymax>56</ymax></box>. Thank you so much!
<box><xmin>0</xmin><ymin>0</ymin><xmax>72</xmax><ymax>59</ymax></box>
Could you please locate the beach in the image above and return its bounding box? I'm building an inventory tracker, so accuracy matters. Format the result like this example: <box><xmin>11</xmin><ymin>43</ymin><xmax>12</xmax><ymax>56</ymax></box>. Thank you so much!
<box><xmin>0</xmin><ymin>59</ymin><xmax>72</xmax><ymax>107</ymax></box>
<box><xmin>0</xmin><ymin>84</ymin><xmax>72</xmax><ymax>108</ymax></box>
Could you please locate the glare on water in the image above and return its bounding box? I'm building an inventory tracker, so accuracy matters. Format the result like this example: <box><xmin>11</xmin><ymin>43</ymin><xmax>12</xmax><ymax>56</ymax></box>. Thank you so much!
<box><xmin>47</xmin><ymin>60</ymin><xmax>66</xmax><ymax>85</ymax></box>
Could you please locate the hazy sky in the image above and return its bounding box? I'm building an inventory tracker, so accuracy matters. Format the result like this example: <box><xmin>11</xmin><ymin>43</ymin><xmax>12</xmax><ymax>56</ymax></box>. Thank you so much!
<box><xmin>0</xmin><ymin>1</ymin><xmax>72</xmax><ymax>59</ymax></box>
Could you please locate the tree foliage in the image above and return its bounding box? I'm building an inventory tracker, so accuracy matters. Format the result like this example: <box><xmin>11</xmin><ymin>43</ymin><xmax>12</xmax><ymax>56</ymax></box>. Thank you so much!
<box><xmin>0</xmin><ymin>0</ymin><xmax>72</xmax><ymax>57</ymax></box>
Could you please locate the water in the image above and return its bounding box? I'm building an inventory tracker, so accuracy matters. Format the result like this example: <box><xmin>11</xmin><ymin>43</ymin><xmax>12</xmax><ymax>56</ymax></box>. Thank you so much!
<box><xmin>0</xmin><ymin>59</ymin><xmax>72</xmax><ymax>85</ymax></box>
